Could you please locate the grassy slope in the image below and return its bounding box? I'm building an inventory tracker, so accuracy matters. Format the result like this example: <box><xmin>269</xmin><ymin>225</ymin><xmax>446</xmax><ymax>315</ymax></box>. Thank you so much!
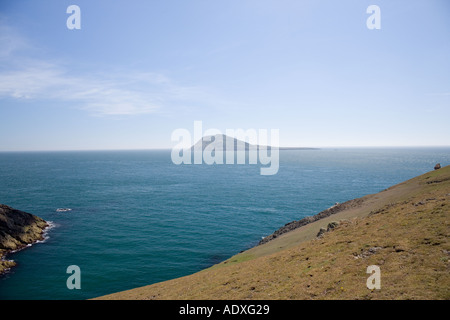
<box><xmin>97</xmin><ymin>166</ymin><xmax>450</xmax><ymax>300</ymax></box>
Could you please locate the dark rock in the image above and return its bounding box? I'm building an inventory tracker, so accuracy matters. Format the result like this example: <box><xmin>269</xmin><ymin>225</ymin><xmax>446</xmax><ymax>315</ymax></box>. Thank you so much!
<box><xmin>316</xmin><ymin>228</ymin><xmax>327</xmax><ymax>238</ymax></box>
<box><xmin>0</xmin><ymin>204</ymin><xmax>48</xmax><ymax>275</ymax></box>
<box><xmin>327</xmin><ymin>221</ymin><xmax>339</xmax><ymax>231</ymax></box>
<box><xmin>315</xmin><ymin>222</ymin><xmax>340</xmax><ymax>238</ymax></box>
<box><xmin>434</xmin><ymin>163</ymin><xmax>441</xmax><ymax>170</ymax></box>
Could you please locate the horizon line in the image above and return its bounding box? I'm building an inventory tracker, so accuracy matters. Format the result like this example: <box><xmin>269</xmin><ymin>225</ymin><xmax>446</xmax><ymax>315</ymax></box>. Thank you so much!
<box><xmin>1</xmin><ymin>145</ymin><xmax>450</xmax><ymax>153</ymax></box>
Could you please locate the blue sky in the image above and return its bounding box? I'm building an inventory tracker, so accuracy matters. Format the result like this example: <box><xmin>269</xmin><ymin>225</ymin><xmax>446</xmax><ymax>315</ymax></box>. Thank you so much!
<box><xmin>0</xmin><ymin>0</ymin><xmax>449</xmax><ymax>150</ymax></box>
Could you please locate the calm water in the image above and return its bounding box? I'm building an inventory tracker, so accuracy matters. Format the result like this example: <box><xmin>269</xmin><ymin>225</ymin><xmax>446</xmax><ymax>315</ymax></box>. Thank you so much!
<box><xmin>0</xmin><ymin>148</ymin><xmax>449</xmax><ymax>300</ymax></box>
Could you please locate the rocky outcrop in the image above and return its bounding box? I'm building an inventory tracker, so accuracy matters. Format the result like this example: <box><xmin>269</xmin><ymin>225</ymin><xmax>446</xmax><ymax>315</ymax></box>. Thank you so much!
<box><xmin>316</xmin><ymin>227</ymin><xmax>327</xmax><ymax>238</ymax></box>
<box><xmin>434</xmin><ymin>163</ymin><xmax>441</xmax><ymax>170</ymax></box>
<box><xmin>316</xmin><ymin>221</ymin><xmax>340</xmax><ymax>238</ymax></box>
<box><xmin>258</xmin><ymin>199</ymin><xmax>362</xmax><ymax>245</ymax></box>
<box><xmin>0</xmin><ymin>204</ymin><xmax>48</xmax><ymax>274</ymax></box>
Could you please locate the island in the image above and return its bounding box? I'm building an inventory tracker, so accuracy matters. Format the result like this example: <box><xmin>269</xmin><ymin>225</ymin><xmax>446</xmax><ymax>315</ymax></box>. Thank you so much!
<box><xmin>190</xmin><ymin>134</ymin><xmax>319</xmax><ymax>151</ymax></box>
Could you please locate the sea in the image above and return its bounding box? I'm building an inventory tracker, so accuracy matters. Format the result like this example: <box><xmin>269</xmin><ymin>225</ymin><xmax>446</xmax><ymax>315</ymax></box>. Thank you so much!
<box><xmin>0</xmin><ymin>147</ymin><xmax>449</xmax><ymax>300</ymax></box>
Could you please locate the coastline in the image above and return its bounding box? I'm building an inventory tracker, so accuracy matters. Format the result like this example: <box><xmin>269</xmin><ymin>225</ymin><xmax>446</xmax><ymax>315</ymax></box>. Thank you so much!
<box><xmin>0</xmin><ymin>204</ymin><xmax>49</xmax><ymax>275</ymax></box>
<box><xmin>258</xmin><ymin>198</ymin><xmax>363</xmax><ymax>246</ymax></box>
<box><xmin>96</xmin><ymin>165</ymin><xmax>450</xmax><ymax>299</ymax></box>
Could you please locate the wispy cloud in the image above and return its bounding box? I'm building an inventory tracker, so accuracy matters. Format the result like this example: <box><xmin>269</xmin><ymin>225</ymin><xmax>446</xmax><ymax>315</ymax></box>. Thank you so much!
<box><xmin>0</xmin><ymin>24</ymin><xmax>210</xmax><ymax>116</ymax></box>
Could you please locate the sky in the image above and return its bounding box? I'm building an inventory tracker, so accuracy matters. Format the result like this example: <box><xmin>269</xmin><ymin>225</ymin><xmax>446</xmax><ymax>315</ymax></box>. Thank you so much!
<box><xmin>0</xmin><ymin>0</ymin><xmax>449</xmax><ymax>151</ymax></box>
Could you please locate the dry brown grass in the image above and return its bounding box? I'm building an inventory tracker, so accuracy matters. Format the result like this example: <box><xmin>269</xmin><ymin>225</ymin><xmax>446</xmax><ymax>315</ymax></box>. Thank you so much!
<box><xmin>96</xmin><ymin>166</ymin><xmax>450</xmax><ymax>300</ymax></box>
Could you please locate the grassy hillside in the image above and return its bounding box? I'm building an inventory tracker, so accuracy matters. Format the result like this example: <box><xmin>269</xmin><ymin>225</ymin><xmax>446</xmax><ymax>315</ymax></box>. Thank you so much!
<box><xmin>97</xmin><ymin>166</ymin><xmax>450</xmax><ymax>300</ymax></box>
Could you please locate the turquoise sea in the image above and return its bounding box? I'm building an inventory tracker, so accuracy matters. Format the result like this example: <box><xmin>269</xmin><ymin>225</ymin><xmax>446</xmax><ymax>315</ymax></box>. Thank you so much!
<box><xmin>0</xmin><ymin>147</ymin><xmax>449</xmax><ymax>300</ymax></box>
